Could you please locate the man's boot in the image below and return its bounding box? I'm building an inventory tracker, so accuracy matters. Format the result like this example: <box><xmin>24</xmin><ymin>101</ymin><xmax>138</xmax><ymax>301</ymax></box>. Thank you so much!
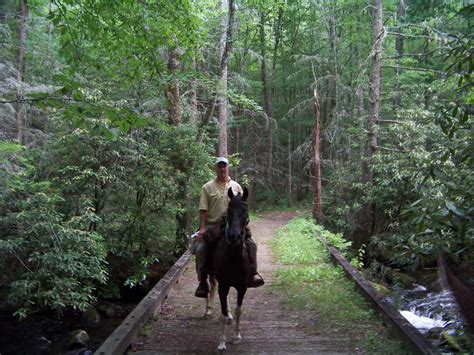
<box><xmin>245</xmin><ymin>236</ymin><xmax>265</xmax><ymax>288</ymax></box>
<box><xmin>249</xmin><ymin>272</ymin><xmax>265</xmax><ymax>288</ymax></box>
<box><xmin>195</xmin><ymin>272</ymin><xmax>209</xmax><ymax>298</ymax></box>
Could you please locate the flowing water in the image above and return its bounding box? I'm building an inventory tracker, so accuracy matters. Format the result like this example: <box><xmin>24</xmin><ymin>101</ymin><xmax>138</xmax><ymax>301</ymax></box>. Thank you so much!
<box><xmin>386</xmin><ymin>270</ymin><xmax>469</xmax><ymax>350</ymax></box>
<box><xmin>397</xmin><ymin>285</ymin><xmax>460</xmax><ymax>333</ymax></box>
<box><xmin>0</xmin><ymin>303</ymin><xmax>134</xmax><ymax>355</ymax></box>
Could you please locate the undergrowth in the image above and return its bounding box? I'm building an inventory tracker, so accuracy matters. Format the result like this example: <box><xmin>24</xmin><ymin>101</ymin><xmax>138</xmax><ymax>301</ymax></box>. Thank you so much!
<box><xmin>271</xmin><ymin>217</ymin><xmax>411</xmax><ymax>354</ymax></box>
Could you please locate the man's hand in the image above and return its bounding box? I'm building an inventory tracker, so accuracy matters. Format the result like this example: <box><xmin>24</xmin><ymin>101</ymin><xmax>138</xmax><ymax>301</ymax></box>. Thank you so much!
<box><xmin>196</xmin><ymin>227</ymin><xmax>207</xmax><ymax>242</ymax></box>
<box><xmin>197</xmin><ymin>209</ymin><xmax>207</xmax><ymax>242</ymax></box>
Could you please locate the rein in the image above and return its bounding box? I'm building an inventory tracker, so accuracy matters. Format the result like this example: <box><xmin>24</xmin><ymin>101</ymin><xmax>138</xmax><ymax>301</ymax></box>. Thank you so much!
<box><xmin>224</xmin><ymin>221</ymin><xmax>230</xmax><ymax>243</ymax></box>
<box><xmin>223</xmin><ymin>214</ymin><xmax>246</xmax><ymax>245</ymax></box>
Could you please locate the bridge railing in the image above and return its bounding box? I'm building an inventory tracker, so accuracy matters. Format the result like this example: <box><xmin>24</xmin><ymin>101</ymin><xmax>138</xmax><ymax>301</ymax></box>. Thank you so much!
<box><xmin>95</xmin><ymin>250</ymin><xmax>192</xmax><ymax>355</ymax></box>
<box><xmin>327</xmin><ymin>244</ymin><xmax>439</xmax><ymax>355</ymax></box>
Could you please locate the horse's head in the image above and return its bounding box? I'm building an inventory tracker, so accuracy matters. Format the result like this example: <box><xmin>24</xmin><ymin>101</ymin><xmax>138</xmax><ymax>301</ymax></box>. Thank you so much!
<box><xmin>225</xmin><ymin>187</ymin><xmax>249</xmax><ymax>246</ymax></box>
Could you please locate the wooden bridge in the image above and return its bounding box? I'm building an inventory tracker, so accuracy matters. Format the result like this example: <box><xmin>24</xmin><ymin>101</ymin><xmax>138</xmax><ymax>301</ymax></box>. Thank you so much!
<box><xmin>95</xmin><ymin>212</ymin><xmax>438</xmax><ymax>354</ymax></box>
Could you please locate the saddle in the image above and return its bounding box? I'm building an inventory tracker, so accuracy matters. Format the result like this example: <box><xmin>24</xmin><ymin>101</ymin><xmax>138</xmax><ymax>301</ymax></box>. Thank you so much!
<box><xmin>203</xmin><ymin>222</ymin><xmax>252</xmax><ymax>276</ymax></box>
<box><xmin>202</xmin><ymin>220</ymin><xmax>252</xmax><ymax>243</ymax></box>
<box><xmin>202</xmin><ymin>223</ymin><xmax>224</xmax><ymax>243</ymax></box>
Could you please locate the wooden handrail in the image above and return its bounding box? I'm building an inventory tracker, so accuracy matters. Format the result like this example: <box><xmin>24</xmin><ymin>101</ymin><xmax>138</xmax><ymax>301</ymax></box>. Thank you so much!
<box><xmin>95</xmin><ymin>250</ymin><xmax>192</xmax><ymax>355</ymax></box>
<box><xmin>328</xmin><ymin>246</ymin><xmax>439</xmax><ymax>355</ymax></box>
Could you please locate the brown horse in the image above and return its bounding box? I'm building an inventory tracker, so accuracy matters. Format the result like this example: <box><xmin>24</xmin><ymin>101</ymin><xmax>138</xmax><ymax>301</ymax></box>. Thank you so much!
<box><xmin>206</xmin><ymin>187</ymin><xmax>251</xmax><ymax>351</ymax></box>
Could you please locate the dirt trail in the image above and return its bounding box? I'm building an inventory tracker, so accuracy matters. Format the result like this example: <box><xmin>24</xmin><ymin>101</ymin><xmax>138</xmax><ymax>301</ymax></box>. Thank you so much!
<box><xmin>129</xmin><ymin>211</ymin><xmax>351</xmax><ymax>354</ymax></box>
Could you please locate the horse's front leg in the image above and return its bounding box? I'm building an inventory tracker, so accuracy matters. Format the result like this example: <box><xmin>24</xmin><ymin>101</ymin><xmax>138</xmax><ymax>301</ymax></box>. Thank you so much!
<box><xmin>232</xmin><ymin>287</ymin><xmax>247</xmax><ymax>344</ymax></box>
<box><xmin>226</xmin><ymin>295</ymin><xmax>233</xmax><ymax>322</ymax></box>
<box><xmin>217</xmin><ymin>284</ymin><xmax>231</xmax><ymax>351</ymax></box>
<box><xmin>205</xmin><ymin>277</ymin><xmax>217</xmax><ymax>316</ymax></box>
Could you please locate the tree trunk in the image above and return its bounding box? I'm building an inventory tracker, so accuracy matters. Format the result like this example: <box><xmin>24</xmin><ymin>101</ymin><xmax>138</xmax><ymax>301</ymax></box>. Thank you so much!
<box><xmin>16</xmin><ymin>0</ymin><xmax>27</xmax><ymax>144</ymax></box>
<box><xmin>166</xmin><ymin>45</ymin><xmax>181</xmax><ymax>125</ymax></box>
<box><xmin>259</xmin><ymin>12</ymin><xmax>270</xmax><ymax>116</ymax></box>
<box><xmin>190</xmin><ymin>56</ymin><xmax>198</xmax><ymax>124</ymax></box>
<box><xmin>394</xmin><ymin>0</ymin><xmax>405</xmax><ymax>108</ymax></box>
<box><xmin>312</xmin><ymin>85</ymin><xmax>324</xmax><ymax>224</ymax></box>
<box><xmin>288</xmin><ymin>131</ymin><xmax>292</xmax><ymax>207</ymax></box>
<box><xmin>259</xmin><ymin>11</ymin><xmax>273</xmax><ymax>183</ymax></box>
<box><xmin>217</xmin><ymin>0</ymin><xmax>235</xmax><ymax>157</ymax></box>
<box><xmin>355</xmin><ymin>15</ymin><xmax>365</xmax><ymax>118</ymax></box>
<box><xmin>165</xmin><ymin>44</ymin><xmax>187</xmax><ymax>246</ymax></box>
<box><xmin>268</xmin><ymin>7</ymin><xmax>283</xmax><ymax>187</ymax></box>
<box><xmin>357</xmin><ymin>0</ymin><xmax>383</xmax><ymax>249</ymax></box>
<box><xmin>328</xmin><ymin>5</ymin><xmax>339</xmax><ymax>120</ymax></box>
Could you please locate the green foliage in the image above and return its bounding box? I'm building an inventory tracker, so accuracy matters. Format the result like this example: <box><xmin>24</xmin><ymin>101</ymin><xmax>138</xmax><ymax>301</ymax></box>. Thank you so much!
<box><xmin>43</xmin><ymin>121</ymin><xmax>213</xmax><ymax>288</ymax></box>
<box><xmin>0</xmin><ymin>149</ymin><xmax>107</xmax><ymax>319</ymax></box>
<box><xmin>1</xmin><ymin>0</ymin><xmax>218</xmax><ymax>319</ymax></box>
<box><xmin>1</xmin><ymin>0</ymin><xmax>472</xmax><ymax>324</ymax></box>
<box><xmin>315</xmin><ymin>4</ymin><xmax>474</xmax><ymax>271</ymax></box>
<box><xmin>366</xmin><ymin>5</ymin><xmax>473</xmax><ymax>269</ymax></box>
<box><xmin>0</xmin><ymin>120</ymin><xmax>214</xmax><ymax>318</ymax></box>
<box><xmin>272</xmin><ymin>217</ymin><xmax>408</xmax><ymax>353</ymax></box>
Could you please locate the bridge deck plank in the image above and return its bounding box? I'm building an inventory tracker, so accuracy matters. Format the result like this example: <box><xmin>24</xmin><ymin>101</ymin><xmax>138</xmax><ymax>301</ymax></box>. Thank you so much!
<box><xmin>129</xmin><ymin>212</ymin><xmax>352</xmax><ymax>354</ymax></box>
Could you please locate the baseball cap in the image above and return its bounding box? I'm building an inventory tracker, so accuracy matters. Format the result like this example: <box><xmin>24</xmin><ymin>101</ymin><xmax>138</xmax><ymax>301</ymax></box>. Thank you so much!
<box><xmin>215</xmin><ymin>157</ymin><xmax>229</xmax><ymax>166</ymax></box>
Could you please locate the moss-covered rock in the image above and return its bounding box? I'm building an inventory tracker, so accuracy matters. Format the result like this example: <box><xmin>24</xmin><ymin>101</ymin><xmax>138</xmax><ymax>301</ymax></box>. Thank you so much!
<box><xmin>392</xmin><ymin>271</ymin><xmax>416</xmax><ymax>286</ymax></box>
<box><xmin>369</xmin><ymin>281</ymin><xmax>391</xmax><ymax>296</ymax></box>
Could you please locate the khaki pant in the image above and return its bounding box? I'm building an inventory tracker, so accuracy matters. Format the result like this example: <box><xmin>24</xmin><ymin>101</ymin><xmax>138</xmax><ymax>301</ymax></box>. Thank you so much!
<box><xmin>195</xmin><ymin>227</ymin><xmax>257</xmax><ymax>281</ymax></box>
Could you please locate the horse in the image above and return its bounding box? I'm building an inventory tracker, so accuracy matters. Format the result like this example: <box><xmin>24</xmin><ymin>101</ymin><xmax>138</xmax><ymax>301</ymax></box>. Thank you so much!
<box><xmin>205</xmin><ymin>186</ymin><xmax>251</xmax><ymax>351</ymax></box>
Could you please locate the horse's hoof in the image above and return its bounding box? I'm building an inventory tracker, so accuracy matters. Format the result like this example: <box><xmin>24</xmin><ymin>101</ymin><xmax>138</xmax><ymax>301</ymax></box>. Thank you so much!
<box><xmin>232</xmin><ymin>335</ymin><xmax>242</xmax><ymax>344</ymax></box>
<box><xmin>226</xmin><ymin>317</ymin><xmax>233</xmax><ymax>325</ymax></box>
<box><xmin>218</xmin><ymin>342</ymin><xmax>226</xmax><ymax>351</ymax></box>
<box><xmin>204</xmin><ymin>309</ymin><xmax>212</xmax><ymax>317</ymax></box>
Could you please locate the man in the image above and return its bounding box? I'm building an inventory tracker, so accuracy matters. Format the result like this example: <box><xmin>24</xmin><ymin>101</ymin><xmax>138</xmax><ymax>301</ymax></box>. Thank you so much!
<box><xmin>194</xmin><ymin>157</ymin><xmax>264</xmax><ymax>298</ymax></box>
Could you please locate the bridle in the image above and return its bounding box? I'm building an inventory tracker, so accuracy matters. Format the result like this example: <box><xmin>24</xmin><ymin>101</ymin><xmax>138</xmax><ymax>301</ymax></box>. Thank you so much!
<box><xmin>224</xmin><ymin>200</ymin><xmax>248</xmax><ymax>246</ymax></box>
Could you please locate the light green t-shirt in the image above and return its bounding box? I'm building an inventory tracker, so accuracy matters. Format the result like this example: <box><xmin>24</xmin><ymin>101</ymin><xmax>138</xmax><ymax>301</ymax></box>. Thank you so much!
<box><xmin>199</xmin><ymin>178</ymin><xmax>243</xmax><ymax>225</ymax></box>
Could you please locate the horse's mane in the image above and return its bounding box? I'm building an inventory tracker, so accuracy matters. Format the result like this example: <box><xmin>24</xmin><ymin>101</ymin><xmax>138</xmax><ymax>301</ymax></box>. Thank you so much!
<box><xmin>202</xmin><ymin>224</ymin><xmax>224</xmax><ymax>243</ymax></box>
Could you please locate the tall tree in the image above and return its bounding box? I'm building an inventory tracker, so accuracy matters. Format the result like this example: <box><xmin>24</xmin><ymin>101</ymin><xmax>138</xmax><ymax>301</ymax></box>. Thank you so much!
<box><xmin>394</xmin><ymin>0</ymin><xmax>405</xmax><ymax>108</ymax></box>
<box><xmin>166</xmin><ymin>45</ymin><xmax>182</xmax><ymax>125</ymax></box>
<box><xmin>217</xmin><ymin>0</ymin><xmax>235</xmax><ymax>157</ymax></box>
<box><xmin>268</xmin><ymin>6</ymin><xmax>283</xmax><ymax>186</ymax></box>
<box><xmin>189</xmin><ymin>56</ymin><xmax>198</xmax><ymax>124</ymax></box>
<box><xmin>15</xmin><ymin>0</ymin><xmax>27</xmax><ymax>144</ymax></box>
<box><xmin>312</xmin><ymin>81</ymin><xmax>323</xmax><ymax>224</ymax></box>
<box><xmin>357</xmin><ymin>0</ymin><xmax>383</xmax><ymax>248</ymax></box>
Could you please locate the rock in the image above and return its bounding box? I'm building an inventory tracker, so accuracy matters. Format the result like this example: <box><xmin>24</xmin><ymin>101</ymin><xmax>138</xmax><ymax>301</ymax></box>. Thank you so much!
<box><xmin>426</xmin><ymin>326</ymin><xmax>443</xmax><ymax>340</ymax></box>
<box><xmin>105</xmin><ymin>305</ymin><xmax>116</xmax><ymax>318</ymax></box>
<box><xmin>369</xmin><ymin>281</ymin><xmax>391</xmax><ymax>296</ymax></box>
<box><xmin>392</xmin><ymin>271</ymin><xmax>417</xmax><ymax>286</ymax></box>
<box><xmin>35</xmin><ymin>336</ymin><xmax>52</xmax><ymax>353</ymax></box>
<box><xmin>442</xmin><ymin>330</ymin><xmax>463</xmax><ymax>351</ymax></box>
<box><xmin>0</xmin><ymin>61</ymin><xmax>18</xmax><ymax>91</ymax></box>
<box><xmin>0</xmin><ymin>102</ymin><xmax>16</xmax><ymax>139</ymax></box>
<box><xmin>97</xmin><ymin>302</ymin><xmax>117</xmax><ymax>318</ymax></box>
<box><xmin>67</xmin><ymin>329</ymin><xmax>90</xmax><ymax>349</ymax></box>
<box><xmin>23</xmin><ymin>128</ymin><xmax>47</xmax><ymax>146</ymax></box>
<box><xmin>81</xmin><ymin>306</ymin><xmax>101</xmax><ymax>325</ymax></box>
<box><xmin>65</xmin><ymin>347</ymin><xmax>92</xmax><ymax>355</ymax></box>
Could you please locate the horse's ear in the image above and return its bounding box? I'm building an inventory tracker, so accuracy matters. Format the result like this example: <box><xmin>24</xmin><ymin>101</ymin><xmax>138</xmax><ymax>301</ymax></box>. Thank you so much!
<box><xmin>228</xmin><ymin>187</ymin><xmax>235</xmax><ymax>199</ymax></box>
<box><xmin>242</xmin><ymin>187</ymin><xmax>249</xmax><ymax>201</ymax></box>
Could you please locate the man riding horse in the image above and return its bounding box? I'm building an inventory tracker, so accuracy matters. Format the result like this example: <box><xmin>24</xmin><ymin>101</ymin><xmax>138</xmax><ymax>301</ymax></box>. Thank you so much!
<box><xmin>194</xmin><ymin>157</ymin><xmax>265</xmax><ymax>298</ymax></box>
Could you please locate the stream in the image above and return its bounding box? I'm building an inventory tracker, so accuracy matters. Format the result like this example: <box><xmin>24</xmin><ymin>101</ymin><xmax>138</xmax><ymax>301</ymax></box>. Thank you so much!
<box><xmin>0</xmin><ymin>302</ymin><xmax>136</xmax><ymax>355</ymax></box>
<box><xmin>386</xmin><ymin>269</ymin><xmax>470</xmax><ymax>350</ymax></box>
<box><xmin>0</xmin><ymin>265</ymin><xmax>168</xmax><ymax>354</ymax></box>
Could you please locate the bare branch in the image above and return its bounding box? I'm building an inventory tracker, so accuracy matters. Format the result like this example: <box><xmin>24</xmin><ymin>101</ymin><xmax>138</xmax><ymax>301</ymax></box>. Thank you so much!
<box><xmin>381</xmin><ymin>65</ymin><xmax>445</xmax><ymax>75</ymax></box>
<box><xmin>374</xmin><ymin>145</ymin><xmax>409</xmax><ymax>153</ymax></box>
<box><xmin>386</xmin><ymin>31</ymin><xmax>437</xmax><ymax>40</ymax></box>
<box><xmin>376</xmin><ymin>119</ymin><xmax>406</xmax><ymax>125</ymax></box>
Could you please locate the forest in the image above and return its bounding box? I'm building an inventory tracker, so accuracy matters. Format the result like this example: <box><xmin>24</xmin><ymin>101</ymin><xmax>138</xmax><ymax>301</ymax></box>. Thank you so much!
<box><xmin>0</xmin><ymin>0</ymin><xmax>472</xmax><ymax>349</ymax></box>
